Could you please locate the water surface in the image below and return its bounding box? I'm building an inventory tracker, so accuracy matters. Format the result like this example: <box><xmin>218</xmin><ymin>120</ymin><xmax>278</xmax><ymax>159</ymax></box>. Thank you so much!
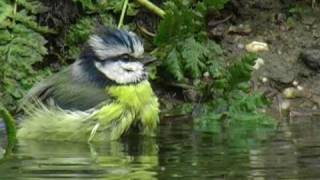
<box><xmin>0</xmin><ymin>117</ymin><xmax>320</xmax><ymax>179</ymax></box>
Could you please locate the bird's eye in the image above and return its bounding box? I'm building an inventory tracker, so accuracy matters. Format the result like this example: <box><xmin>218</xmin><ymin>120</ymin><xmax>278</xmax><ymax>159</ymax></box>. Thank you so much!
<box><xmin>122</xmin><ymin>54</ymin><xmax>130</xmax><ymax>62</ymax></box>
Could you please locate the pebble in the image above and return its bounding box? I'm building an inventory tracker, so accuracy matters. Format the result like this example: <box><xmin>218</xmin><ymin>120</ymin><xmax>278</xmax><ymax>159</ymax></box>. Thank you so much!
<box><xmin>203</xmin><ymin>72</ymin><xmax>210</xmax><ymax>78</ymax></box>
<box><xmin>260</xmin><ymin>77</ymin><xmax>268</xmax><ymax>83</ymax></box>
<box><xmin>253</xmin><ymin>58</ymin><xmax>265</xmax><ymax>70</ymax></box>
<box><xmin>300</xmin><ymin>49</ymin><xmax>320</xmax><ymax>71</ymax></box>
<box><xmin>237</xmin><ymin>43</ymin><xmax>245</xmax><ymax>49</ymax></box>
<box><xmin>228</xmin><ymin>24</ymin><xmax>252</xmax><ymax>35</ymax></box>
<box><xmin>245</xmin><ymin>41</ymin><xmax>269</xmax><ymax>53</ymax></box>
<box><xmin>280</xmin><ymin>100</ymin><xmax>291</xmax><ymax>111</ymax></box>
<box><xmin>283</xmin><ymin>87</ymin><xmax>303</xmax><ymax>98</ymax></box>
<box><xmin>297</xmin><ymin>85</ymin><xmax>304</xmax><ymax>91</ymax></box>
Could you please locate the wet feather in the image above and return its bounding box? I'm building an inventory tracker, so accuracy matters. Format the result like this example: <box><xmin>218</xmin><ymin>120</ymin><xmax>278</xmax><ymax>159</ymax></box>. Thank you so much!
<box><xmin>17</xmin><ymin>81</ymin><xmax>159</xmax><ymax>141</ymax></box>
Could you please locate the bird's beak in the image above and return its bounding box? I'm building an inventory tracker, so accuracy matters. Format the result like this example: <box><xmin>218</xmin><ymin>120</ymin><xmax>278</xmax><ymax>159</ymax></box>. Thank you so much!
<box><xmin>141</xmin><ymin>55</ymin><xmax>157</xmax><ymax>65</ymax></box>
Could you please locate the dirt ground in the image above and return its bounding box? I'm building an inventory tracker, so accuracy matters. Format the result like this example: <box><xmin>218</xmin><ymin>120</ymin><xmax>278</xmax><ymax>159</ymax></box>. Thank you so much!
<box><xmin>208</xmin><ymin>0</ymin><xmax>320</xmax><ymax>120</ymax></box>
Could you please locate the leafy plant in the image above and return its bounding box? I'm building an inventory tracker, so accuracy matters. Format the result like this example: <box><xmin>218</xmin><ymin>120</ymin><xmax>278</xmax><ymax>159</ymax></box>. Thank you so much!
<box><xmin>195</xmin><ymin>54</ymin><xmax>276</xmax><ymax>144</ymax></box>
<box><xmin>0</xmin><ymin>0</ymin><xmax>51</xmax><ymax>110</ymax></box>
<box><xmin>73</xmin><ymin>0</ymin><xmax>139</xmax><ymax>15</ymax></box>
<box><xmin>152</xmin><ymin>0</ymin><xmax>275</xmax><ymax>138</ymax></box>
<box><xmin>154</xmin><ymin>0</ymin><xmax>226</xmax><ymax>82</ymax></box>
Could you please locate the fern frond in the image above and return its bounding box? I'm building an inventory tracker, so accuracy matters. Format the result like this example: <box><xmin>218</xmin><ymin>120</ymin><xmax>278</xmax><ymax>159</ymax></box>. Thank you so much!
<box><xmin>14</xmin><ymin>11</ymin><xmax>52</xmax><ymax>33</ymax></box>
<box><xmin>0</xmin><ymin>1</ymin><xmax>12</xmax><ymax>23</ymax></box>
<box><xmin>0</xmin><ymin>1</ymin><xmax>51</xmax><ymax>108</ymax></box>
<box><xmin>180</xmin><ymin>37</ymin><xmax>208</xmax><ymax>78</ymax></box>
<box><xmin>16</xmin><ymin>0</ymin><xmax>48</xmax><ymax>14</ymax></box>
<box><xmin>163</xmin><ymin>48</ymin><xmax>184</xmax><ymax>81</ymax></box>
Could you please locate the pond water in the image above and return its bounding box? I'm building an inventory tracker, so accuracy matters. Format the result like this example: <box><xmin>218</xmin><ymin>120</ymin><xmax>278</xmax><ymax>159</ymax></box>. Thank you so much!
<box><xmin>0</xmin><ymin>117</ymin><xmax>320</xmax><ymax>179</ymax></box>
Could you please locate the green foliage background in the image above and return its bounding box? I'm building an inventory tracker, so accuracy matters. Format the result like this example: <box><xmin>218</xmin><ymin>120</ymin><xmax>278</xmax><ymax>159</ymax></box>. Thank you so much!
<box><xmin>0</xmin><ymin>0</ymin><xmax>275</xmax><ymax>136</ymax></box>
<box><xmin>0</xmin><ymin>0</ymin><xmax>51</xmax><ymax>109</ymax></box>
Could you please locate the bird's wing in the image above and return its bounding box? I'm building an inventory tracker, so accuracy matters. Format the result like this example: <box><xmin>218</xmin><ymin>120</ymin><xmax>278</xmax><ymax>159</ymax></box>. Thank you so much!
<box><xmin>20</xmin><ymin>66</ymin><xmax>109</xmax><ymax>111</ymax></box>
<box><xmin>18</xmin><ymin>68</ymin><xmax>65</xmax><ymax>113</ymax></box>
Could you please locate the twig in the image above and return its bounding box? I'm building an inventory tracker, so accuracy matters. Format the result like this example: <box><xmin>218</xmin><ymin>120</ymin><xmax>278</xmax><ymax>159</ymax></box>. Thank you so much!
<box><xmin>118</xmin><ymin>0</ymin><xmax>129</xmax><ymax>28</ymax></box>
<box><xmin>135</xmin><ymin>0</ymin><xmax>166</xmax><ymax>18</ymax></box>
<box><xmin>208</xmin><ymin>14</ymin><xmax>233</xmax><ymax>27</ymax></box>
<box><xmin>0</xmin><ymin>106</ymin><xmax>16</xmax><ymax>155</ymax></box>
<box><xmin>137</xmin><ymin>24</ymin><xmax>156</xmax><ymax>37</ymax></box>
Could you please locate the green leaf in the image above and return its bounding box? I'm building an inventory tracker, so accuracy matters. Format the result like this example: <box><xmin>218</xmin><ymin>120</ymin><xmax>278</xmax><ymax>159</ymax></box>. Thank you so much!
<box><xmin>204</xmin><ymin>0</ymin><xmax>230</xmax><ymax>10</ymax></box>
<box><xmin>14</xmin><ymin>10</ymin><xmax>52</xmax><ymax>33</ymax></box>
<box><xmin>180</xmin><ymin>37</ymin><xmax>207</xmax><ymax>78</ymax></box>
<box><xmin>164</xmin><ymin>48</ymin><xmax>184</xmax><ymax>81</ymax></box>
<box><xmin>0</xmin><ymin>1</ymin><xmax>12</xmax><ymax>24</ymax></box>
<box><xmin>226</xmin><ymin>53</ymin><xmax>257</xmax><ymax>91</ymax></box>
<box><xmin>16</xmin><ymin>0</ymin><xmax>48</xmax><ymax>14</ymax></box>
<box><xmin>0</xmin><ymin>0</ymin><xmax>51</xmax><ymax>109</ymax></box>
<box><xmin>154</xmin><ymin>1</ymin><xmax>198</xmax><ymax>46</ymax></box>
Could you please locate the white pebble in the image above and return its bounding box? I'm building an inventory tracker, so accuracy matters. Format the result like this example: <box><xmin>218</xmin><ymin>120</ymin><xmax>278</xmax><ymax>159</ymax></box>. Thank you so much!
<box><xmin>203</xmin><ymin>72</ymin><xmax>210</xmax><ymax>77</ymax></box>
<box><xmin>253</xmin><ymin>58</ymin><xmax>265</xmax><ymax>70</ymax></box>
<box><xmin>297</xmin><ymin>85</ymin><xmax>304</xmax><ymax>91</ymax></box>
<box><xmin>245</xmin><ymin>41</ymin><xmax>269</xmax><ymax>53</ymax></box>
<box><xmin>261</xmin><ymin>77</ymin><xmax>268</xmax><ymax>83</ymax></box>
<box><xmin>281</xmin><ymin>100</ymin><xmax>291</xmax><ymax>110</ymax></box>
<box><xmin>237</xmin><ymin>43</ymin><xmax>245</xmax><ymax>49</ymax></box>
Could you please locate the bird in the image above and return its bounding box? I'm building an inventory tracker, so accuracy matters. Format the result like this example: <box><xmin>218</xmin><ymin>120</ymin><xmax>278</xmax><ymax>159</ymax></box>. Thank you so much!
<box><xmin>17</xmin><ymin>27</ymin><xmax>160</xmax><ymax>142</ymax></box>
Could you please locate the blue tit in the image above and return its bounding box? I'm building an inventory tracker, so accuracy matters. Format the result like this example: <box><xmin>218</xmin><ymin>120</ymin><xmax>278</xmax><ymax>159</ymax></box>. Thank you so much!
<box><xmin>17</xmin><ymin>28</ymin><xmax>160</xmax><ymax>142</ymax></box>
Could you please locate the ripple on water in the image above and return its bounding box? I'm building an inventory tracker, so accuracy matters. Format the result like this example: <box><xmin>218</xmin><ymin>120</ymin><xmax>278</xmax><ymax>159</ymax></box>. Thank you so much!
<box><xmin>0</xmin><ymin>118</ymin><xmax>319</xmax><ymax>179</ymax></box>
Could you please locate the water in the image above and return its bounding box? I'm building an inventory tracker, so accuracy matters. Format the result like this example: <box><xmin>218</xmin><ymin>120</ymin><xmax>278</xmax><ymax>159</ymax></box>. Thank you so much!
<box><xmin>0</xmin><ymin>117</ymin><xmax>320</xmax><ymax>179</ymax></box>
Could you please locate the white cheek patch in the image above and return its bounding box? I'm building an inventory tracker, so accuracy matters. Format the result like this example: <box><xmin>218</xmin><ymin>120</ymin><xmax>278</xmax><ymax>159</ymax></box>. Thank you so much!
<box><xmin>94</xmin><ymin>61</ymin><xmax>146</xmax><ymax>84</ymax></box>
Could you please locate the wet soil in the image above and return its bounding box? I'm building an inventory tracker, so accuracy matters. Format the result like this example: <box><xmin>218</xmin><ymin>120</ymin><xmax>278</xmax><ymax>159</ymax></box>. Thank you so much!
<box><xmin>210</xmin><ymin>0</ymin><xmax>320</xmax><ymax>119</ymax></box>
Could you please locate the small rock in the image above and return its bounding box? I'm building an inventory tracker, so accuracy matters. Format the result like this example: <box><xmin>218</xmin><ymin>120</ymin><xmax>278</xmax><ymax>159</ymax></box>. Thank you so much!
<box><xmin>312</xmin><ymin>30</ymin><xmax>320</xmax><ymax>38</ymax></box>
<box><xmin>237</xmin><ymin>43</ymin><xmax>245</xmax><ymax>49</ymax></box>
<box><xmin>300</xmin><ymin>49</ymin><xmax>320</xmax><ymax>71</ymax></box>
<box><xmin>274</xmin><ymin>13</ymin><xmax>286</xmax><ymax>24</ymax></box>
<box><xmin>228</xmin><ymin>24</ymin><xmax>252</xmax><ymax>35</ymax></box>
<box><xmin>283</xmin><ymin>87</ymin><xmax>303</xmax><ymax>99</ymax></box>
<box><xmin>297</xmin><ymin>85</ymin><xmax>304</xmax><ymax>91</ymax></box>
<box><xmin>261</xmin><ymin>77</ymin><xmax>268</xmax><ymax>83</ymax></box>
<box><xmin>279</xmin><ymin>25</ymin><xmax>288</xmax><ymax>31</ymax></box>
<box><xmin>209</xmin><ymin>24</ymin><xmax>226</xmax><ymax>41</ymax></box>
<box><xmin>245</xmin><ymin>41</ymin><xmax>269</xmax><ymax>53</ymax></box>
<box><xmin>253</xmin><ymin>58</ymin><xmax>265</xmax><ymax>70</ymax></box>
<box><xmin>203</xmin><ymin>72</ymin><xmax>210</xmax><ymax>78</ymax></box>
<box><xmin>280</xmin><ymin>100</ymin><xmax>291</xmax><ymax>111</ymax></box>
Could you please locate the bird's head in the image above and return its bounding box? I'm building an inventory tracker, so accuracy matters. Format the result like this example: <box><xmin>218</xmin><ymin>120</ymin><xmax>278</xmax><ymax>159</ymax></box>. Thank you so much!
<box><xmin>80</xmin><ymin>28</ymin><xmax>152</xmax><ymax>85</ymax></box>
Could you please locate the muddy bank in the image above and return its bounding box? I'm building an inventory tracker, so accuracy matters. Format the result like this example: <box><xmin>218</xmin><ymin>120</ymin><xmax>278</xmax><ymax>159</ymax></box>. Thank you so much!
<box><xmin>209</xmin><ymin>0</ymin><xmax>320</xmax><ymax>119</ymax></box>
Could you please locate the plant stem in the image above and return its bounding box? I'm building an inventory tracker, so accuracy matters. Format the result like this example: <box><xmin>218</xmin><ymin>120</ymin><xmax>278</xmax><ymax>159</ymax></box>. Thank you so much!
<box><xmin>118</xmin><ymin>0</ymin><xmax>129</xmax><ymax>28</ymax></box>
<box><xmin>12</xmin><ymin>0</ymin><xmax>17</xmax><ymax>25</ymax></box>
<box><xmin>0</xmin><ymin>106</ymin><xmax>16</xmax><ymax>154</ymax></box>
<box><xmin>135</xmin><ymin>0</ymin><xmax>166</xmax><ymax>18</ymax></box>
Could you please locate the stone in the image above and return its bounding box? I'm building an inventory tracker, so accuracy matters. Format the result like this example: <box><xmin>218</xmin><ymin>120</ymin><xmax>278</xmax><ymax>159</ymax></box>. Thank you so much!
<box><xmin>300</xmin><ymin>49</ymin><xmax>320</xmax><ymax>71</ymax></box>
<box><xmin>209</xmin><ymin>24</ymin><xmax>226</xmax><ymax>41</ymax></box>
<box><xmin>245</xmin><ymin>41</ymin><xmax>269</xmax><ymax>53</ymax></box>
<box><xmin>228</xmin><ymin>24</ymin><xmax>252</xmax><ymax>35</ymax></box>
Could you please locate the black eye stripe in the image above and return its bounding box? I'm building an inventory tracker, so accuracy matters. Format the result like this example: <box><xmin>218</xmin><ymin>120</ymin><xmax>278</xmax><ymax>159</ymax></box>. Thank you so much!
<box><xmin>95</xmin><ymin>58</ymin><xmax>105</xmax><ymax>62</ymax></box>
